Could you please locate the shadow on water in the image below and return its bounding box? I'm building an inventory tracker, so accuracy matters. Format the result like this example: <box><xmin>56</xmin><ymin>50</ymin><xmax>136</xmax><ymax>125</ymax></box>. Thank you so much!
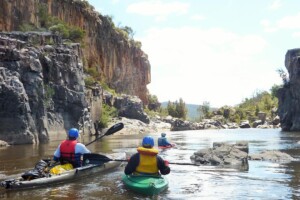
<box><xmin>1</xmin><ymin>128</ymin><xmax>300</xmax><ymax>199</ymax></box>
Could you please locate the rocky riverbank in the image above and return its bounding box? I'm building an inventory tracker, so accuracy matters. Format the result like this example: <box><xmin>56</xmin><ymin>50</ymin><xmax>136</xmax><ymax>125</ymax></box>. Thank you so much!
<box><xmin>109</xmin><ymin>117</ymin><xmax>171</xmax><ymax>135</ymax></box>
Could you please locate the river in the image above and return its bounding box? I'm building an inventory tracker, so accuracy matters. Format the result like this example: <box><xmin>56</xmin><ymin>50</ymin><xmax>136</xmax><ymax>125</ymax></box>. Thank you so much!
<box><xmin>0</xmin><ymin>128</ymin><xmax>300</xmax><ymax>199</ymax></box>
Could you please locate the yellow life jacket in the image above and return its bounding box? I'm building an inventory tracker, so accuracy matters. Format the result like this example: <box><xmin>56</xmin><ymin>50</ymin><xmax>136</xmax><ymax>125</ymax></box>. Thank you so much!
<box><xmin>135</xmin><ymin>147</ymin><xmax>159</xmax><ymax>174</ymax></box>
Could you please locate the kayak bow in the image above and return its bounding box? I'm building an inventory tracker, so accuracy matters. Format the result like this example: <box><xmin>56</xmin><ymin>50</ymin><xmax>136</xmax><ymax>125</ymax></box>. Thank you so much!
<box><xmin>122</xmin><ymin>174</ymin><xmax>168</xmax><ymax>195</ymax></box>
<box><xmin>158</xmin><ymin>143</ymin><xmax>176</xmax><ymax>149</ymax></box>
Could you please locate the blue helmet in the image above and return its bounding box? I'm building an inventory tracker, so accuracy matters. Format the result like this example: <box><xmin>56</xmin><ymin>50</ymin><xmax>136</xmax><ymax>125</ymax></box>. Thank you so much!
<box><xmin>161</xmin><ymin>133</ymin><xmax>166</xmax><ymax>137</ymax></box>
<box><xmin>68</xmin><ymin>128</ymin><xmax>79</xmax><ymax>139</ymax></box>
<box><xmin>142</xmin><ymin>136</ymin><xmax>154</xmax><ymax>148</ymax></box>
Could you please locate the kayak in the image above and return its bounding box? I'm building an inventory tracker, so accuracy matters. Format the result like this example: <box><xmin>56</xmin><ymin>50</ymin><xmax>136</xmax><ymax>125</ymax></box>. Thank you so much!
<box><xmin>122</xmin><ymin>174</ymin><xmax>168</xmax><ymax>195</ymax></box>
<box><xmin>158</xmin><ymin>143</ymin><xmax>175</xmax><ymax>149</ymax></box>
<box><xmin>0</xmin><ymin>152</ymin><xmax>125</xmax><ymax>190</ymax></box>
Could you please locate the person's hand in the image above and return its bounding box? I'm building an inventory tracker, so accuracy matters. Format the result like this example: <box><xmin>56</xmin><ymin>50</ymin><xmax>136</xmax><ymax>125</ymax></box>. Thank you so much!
<box><xmin>164</xmin><ymin>160</ymin><xmax>169</xmax><ymax>166</ymax></box>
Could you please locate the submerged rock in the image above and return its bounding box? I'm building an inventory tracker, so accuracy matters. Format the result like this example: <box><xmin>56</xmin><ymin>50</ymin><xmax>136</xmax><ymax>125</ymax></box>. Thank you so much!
<box><xmin>249</xmin><ymin>150</ymin><xmax>295</xmax><ymax>162</ymax></box>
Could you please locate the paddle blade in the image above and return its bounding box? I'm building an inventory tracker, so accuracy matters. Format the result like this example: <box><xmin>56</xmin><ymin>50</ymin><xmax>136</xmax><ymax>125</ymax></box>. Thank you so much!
<box><xmin>83</xmin><ymin>153</ymin><xmax>111</xmax><ymax>165</ymax></box>
<box><xmin>105</xmin><ymin>122</ymin><xmax>124</xmax><ymax>136</ymax></box>
<box><xmin>85</xmin><ymin>122</ymin><xmax>124</xmax><ymax>146</ymax></box>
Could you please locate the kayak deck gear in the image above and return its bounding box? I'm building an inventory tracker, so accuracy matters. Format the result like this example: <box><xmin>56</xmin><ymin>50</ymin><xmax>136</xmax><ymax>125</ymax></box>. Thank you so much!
<box><xmin>0</xmin><ymin>152</ymin><xmax>126</xmax><ymax>190</ymax></box>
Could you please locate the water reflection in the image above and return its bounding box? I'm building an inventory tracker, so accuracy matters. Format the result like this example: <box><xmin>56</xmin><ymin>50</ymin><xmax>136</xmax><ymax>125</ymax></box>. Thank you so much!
<box><xmin>1</xmin><ymin>128</ymin><xmax>300</xmax><ymax>199</ymax></box>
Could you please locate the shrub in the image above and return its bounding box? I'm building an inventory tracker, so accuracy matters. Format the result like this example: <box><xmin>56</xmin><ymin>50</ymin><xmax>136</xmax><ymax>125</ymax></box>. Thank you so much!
<box><xmin>98</xmin><ymin>104</ymin><xmax>118</xmax><ymax>128</ymax></box>
<box><xmin>86</xmin><ymin>67</ymin><xmax>98</xmax><ymax>78</ymax></box>
<box><xmin>49</xmin><ymin>23</ymin><xmax>69</xmax><ymax>38</ymax></box>
<box><xmin>69</xmin><ymin>26</ymin><xmax>85</xmax><ymax>42</ymax></box>
<box><xmin>44</xmin><ymin>84</ymin><xmax>55</xmax><ymax>108</ymax></box>
<box><xmin>84</xmin><ymin>77</ymin><xmax>95</xmax><ymax>87</ymax></box>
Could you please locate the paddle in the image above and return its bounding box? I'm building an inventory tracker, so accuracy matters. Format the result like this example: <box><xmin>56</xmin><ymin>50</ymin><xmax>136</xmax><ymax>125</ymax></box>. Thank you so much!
<box><xmin>85</xmin><ymin>122</ymin><xmax>124</xmax><ymax>146</ymax></box>
<box><xmin>91</xmin><ymin>158</ymin><xmax>200</xmax><ymax>166</ymax></box>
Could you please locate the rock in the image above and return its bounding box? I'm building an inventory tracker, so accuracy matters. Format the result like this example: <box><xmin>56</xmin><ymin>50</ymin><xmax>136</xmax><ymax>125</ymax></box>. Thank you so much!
<box><xmin>113</xmin><ymin>95</ymin><xmax>150</xmax><ymax>124</ymax></box>
<box><xmin>0</xmin><ymin>140</ymin><xmax>9</xmax><ymax>147</ymax></box>
<box><xmin>109</xmin><ymin>117</ymin><xmax>170</xmax><ymax>135</ymax></box>
<box><xmin>253</xmin><ymin>120</ymin><xmax>263</xmax><ymax>128</ymax></box>
<box><xmin>272</xmin><ymin>115</ymin><xmax>280</xmax><ymax>126</ymax></box>
<box><xmin>0</xmin><ymin>33</ymin><xmax>87</xmax><ymax>144</ymax></box>
<box><xmin>257</xmin><ymin>112</ymin><xmax>267</xmax><ymax>123</ymax></box>
<box><xmin>0</xmin><ymin>0</ymin><xmax>151</xmax><ymax>105</ymax></box>
<box><xmin>227</xmin><ymin>123</ymin><xmax>239</xmax><ymax>129</ymax></box>
<box><xmin>191</xmin><ymin>142</ymin><xmax>249</xmax><ymax>168</ymax></box>
<box><xmin>239</xmin><ymin>120</ymin><xmax>251</xmax><ymax>128</ymax></box>
<box><xmin>249</xmin><ymin>150</ymin><xmax>295</xmax><ymax>162</ymax></box>
<box><xmin>277</xmin><ymin>49</ymin><xmax>300</xmax><ymax>131</ymax></box>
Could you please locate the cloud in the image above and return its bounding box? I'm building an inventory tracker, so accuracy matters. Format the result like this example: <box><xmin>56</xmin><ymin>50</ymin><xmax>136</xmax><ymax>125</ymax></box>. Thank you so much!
<box><xmin>277</xmin><ymin>12</ymin><xmax>300</xmax><ymax>29</ymax></box>
<box><xmin>261</xmin><ymin>12</ymin><xmax>300</xmax><ymax>33</ymax></box>
<box><xmin>126</xmin><ymin>0</ymin><xmax>189</xmax><ymax>21</ymax></box>
<box><xmin>268</xmin><ymin>0</ymin><xmax>282</xmax><ymax>10</ymax></box>
<box><xmin>292</xmin><ymin>32</ymin><xmax>300</xmax><ymax>38</ymax></box>
<box><xmin>260</xmin><ymin>19</ymin><xmax>278</xmax><ymax>33</ymax></box>
<box><xmin>141</xmin><ymin>26</ymin><xmax>269</xmax><ymax>106</ymax></box>
<box><xmin>190</xmin><ymin>14</ymin><xmax>205</xmax><ymax>21</ymax></box>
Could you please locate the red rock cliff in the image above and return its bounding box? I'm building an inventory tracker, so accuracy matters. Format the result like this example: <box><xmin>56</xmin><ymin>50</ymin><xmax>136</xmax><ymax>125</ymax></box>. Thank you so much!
<box><xmin>0</xmin><ymin>0</ymin><xmax>150</xmax><ymax>104</ymax></box>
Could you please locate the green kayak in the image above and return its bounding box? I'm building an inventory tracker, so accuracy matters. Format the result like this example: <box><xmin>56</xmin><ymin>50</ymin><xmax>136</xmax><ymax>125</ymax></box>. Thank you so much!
<box><xmin>122</xmin><ymin>174</ymin><xmax>168</xmax><ymax>195</ymax></box>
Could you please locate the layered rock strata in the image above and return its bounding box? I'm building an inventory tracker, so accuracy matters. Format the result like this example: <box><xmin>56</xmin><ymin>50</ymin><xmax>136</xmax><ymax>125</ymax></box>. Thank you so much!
<box><xmin>0</xmin><ymin>0</ymin><xmax>151</xmax><ymax>104</ymax></box>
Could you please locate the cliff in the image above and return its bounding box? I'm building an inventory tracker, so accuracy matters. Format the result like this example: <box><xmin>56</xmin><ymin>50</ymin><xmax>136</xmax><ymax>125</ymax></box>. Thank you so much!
<box><xmin>277</xmin><ymin>48</ymin><xmax>300</xmax><ymax>131</ymax></box>
<box><xmin>0</xmin><ymin>32</ymin><xmax>90</xmax><ymax>144</ymax></box>
<box><xmin>0</xmin><ymin>0</ymin><xmax>151</xmax><ymax>104</ymax></box>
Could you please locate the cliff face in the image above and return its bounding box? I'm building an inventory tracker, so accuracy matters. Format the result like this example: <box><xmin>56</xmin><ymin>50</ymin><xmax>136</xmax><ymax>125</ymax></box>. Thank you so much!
<box><xmin>0</xmin><ymin>0</ymin><xmax>151</xmax><ymax>104</ymax></box>
<box><xmin>277</xmin><ymin>49</ymin><xmax>300</xmax><ymax>131</ymax></box>
<box><xmin>0</xmin><ymin>32</ymin><xmax>88</xmax><ymax>144</ymax></box>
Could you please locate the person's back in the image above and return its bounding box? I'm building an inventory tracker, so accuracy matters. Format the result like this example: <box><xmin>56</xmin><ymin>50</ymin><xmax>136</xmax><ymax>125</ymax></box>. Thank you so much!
<box><xmin>54</xmin><ymin>128</ymin><xmax>91</xmax><ymax>167</ymax></box>
<box><xmin>158</xmin><ymin>133</ymin><xmax>171</xmax><ymax>147</ymax></box>
<box><xmin>125</xmin><ymin>136</ymin><xmax>170</xmax><ymax>175</ymax></box>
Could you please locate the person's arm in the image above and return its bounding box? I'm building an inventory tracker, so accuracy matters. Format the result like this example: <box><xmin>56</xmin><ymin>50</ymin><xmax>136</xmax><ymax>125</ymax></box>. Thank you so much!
<box><xmin>124</xmin><ymin>153</ymin><xmax>139</xmax><ymax>175</ymax></box>
<box><xmin>75</xmin><ymin>143</ymin><xmax>91</xmax><ymax>154</ymax></box>
<box><xmin>53</xmin><ymin>144</ymin><xmax>61</xmax><ymax>161</ymax></box>
<box><xmin>165</xmin><ymin>139</ymin><xmax>172</xmax><ymax>146</ymax></box>
<box><xmin>157</xmin><ymin>155</ymin><xmax>170</xmax><ymax>175</ymax></box>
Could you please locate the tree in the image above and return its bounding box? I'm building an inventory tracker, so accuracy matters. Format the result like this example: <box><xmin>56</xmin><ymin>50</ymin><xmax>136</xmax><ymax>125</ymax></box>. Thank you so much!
<box><xmin>277</xmin><ymin>68</ymin><xmax>289</xmax><ymax>87</ymax></box>
<box><xmin>167</xmin><ymin>98</ymin><xmax>187</xmax><ymax>119</ymax></box>
<box><xmin>201</xmin><ymin>101</ymin><xmax>210</xmax><ymax>118</ymax></box>
<box><xmin>167</xmin><ymin>101</ymin><xmax>176</xmax><ymax>117</ymax></box>
<box><xmin>148</xmin><ymin>94</ymin><xmax>161</xmax><ymax>111</ymax></box>
<box><xmin>121</xmin><ymin>26</ymin><xmax>135</xmax><ymax>38</ymax></box>
<box><xmin>176</xmin><ymin>98</ymin><xmax>187</xmax><ymax>120</ymax></box>
<box><xmin>270</xmin><ymin>84</ymin><xmax>281</xmax><ymax>98</ymax></box>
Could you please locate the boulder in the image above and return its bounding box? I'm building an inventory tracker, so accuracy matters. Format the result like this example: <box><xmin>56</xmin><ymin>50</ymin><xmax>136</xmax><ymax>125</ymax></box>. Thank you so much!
<box><xmin>113</xmin><ymin>95</ymin><xmax>150</xmax><ymax>124</ymax></box>
<box><xmin>190</xmin><ymin>142</ymin><xmax>249</xmax><ymax>168</ymax></box>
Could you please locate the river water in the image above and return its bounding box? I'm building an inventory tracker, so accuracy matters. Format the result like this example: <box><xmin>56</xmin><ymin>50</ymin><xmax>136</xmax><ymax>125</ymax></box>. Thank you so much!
<box><xmin>0</xmin><ymin>128</ymin><xmax>300</xmax><ymax>200</ymax></box>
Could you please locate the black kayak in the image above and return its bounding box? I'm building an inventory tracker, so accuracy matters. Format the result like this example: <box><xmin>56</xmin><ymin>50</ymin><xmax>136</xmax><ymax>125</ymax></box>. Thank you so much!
<box><xmin>0</xmin><ymin>152</ymin><xmax>125</xmax><ymax>190</ymax></box>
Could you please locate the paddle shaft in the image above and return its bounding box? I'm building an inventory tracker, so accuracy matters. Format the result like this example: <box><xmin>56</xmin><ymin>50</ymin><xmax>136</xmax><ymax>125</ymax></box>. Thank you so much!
<box><xmin>104</xmin><ymin>159</ymin><xmax>199</xmax><ymax>166</ymax></box>
<box><xmin>85</xmin><ymin>122</ymin><xmax>124</xmax><ymax>146</ymax></box>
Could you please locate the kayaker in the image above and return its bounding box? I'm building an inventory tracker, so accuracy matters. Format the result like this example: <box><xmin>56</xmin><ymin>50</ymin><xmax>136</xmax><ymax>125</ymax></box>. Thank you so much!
<box><xmin>124</xmin><ymin>136</ymin><xmax>170</xmax><ymax>175</ymax></box>
<box><xmin>53</xmin><ymin>128</ymin><xmax>91</xmax><ymax>167</ymax></box>
<box><xmin>158</xmin><ymin>133</ymin><xmax>172</xmax><ymax>147</ymax></box>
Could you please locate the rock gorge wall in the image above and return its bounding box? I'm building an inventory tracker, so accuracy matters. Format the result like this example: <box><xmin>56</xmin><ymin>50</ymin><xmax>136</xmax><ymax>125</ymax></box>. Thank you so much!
<box><xmin>277</xmin><ymin>48</ymin><xmax>300</xmax><ymax>131</ymax></box>
<box><xmin>0</xmin><ymin>0</ymin><xmax>151</xmax><ymax>104</ymax></box>
<box><xmin>0</xmin><ymin>32</ymin><xmax>88</xmax><ymax>144</ymax></box>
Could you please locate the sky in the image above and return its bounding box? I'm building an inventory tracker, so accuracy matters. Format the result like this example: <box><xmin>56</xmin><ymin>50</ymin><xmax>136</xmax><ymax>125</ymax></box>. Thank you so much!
<box><xmin>87</xmin><ymin>0</ymin><xmax>300</xmax><ymax>108</ymax></box>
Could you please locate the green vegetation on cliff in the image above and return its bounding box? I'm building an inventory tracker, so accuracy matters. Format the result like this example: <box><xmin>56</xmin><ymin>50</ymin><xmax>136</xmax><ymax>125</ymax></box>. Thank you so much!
<box><xmin>19</xmin><ymin>3</ymin><xmax>85</xmax><ymax>43</ymax></box>
<box><xmin>200</xmin><ymin>89</ymin><xmax>278</xmax><ymax>125</ymax></box>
